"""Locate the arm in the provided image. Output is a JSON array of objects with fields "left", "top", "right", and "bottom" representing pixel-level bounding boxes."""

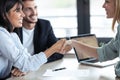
[
  {"left": 0, "top": 29, "right": 65, "bottom": 72},
  {"left": 11, "top": 38, "right": 66, "bottom": 77},
  {"left": 0, "top": 31, "right": 47, "bottom": 72},
  {"left": 66, "top": 39, "right": 98, "bottom": 59},
  {"left": 66, "top": 37, "right": 119, "bottom": 62}
]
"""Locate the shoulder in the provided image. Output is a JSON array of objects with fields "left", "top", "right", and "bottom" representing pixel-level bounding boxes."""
[
  {"left": 117, "top": 24, "right": 120, "bottom": 36},
  {"left": 36, "top": 19, "right": 52, "bottom": 30},
  {"left": 37, "top": 19, "right": 50, "bottom": 24},
  {"left": 0, "top": 27, "right": 11, "bottom": 38}
]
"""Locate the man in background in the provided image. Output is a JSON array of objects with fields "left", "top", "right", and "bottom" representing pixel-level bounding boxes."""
[
  {"left": 14, "top": 0, "right": 66, "bottom": 63},
  {"left": 12, "top": 0, "right": 71, "bottom": 77}
]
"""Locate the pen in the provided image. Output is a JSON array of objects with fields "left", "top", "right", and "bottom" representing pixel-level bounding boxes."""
[{"left": 52, "top": 67, "right": 66, "bottom": 71}]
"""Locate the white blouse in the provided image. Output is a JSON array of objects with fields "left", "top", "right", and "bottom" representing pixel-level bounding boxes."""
[{"left": 0, "top": 27, "right": 47, "bottom": 78}]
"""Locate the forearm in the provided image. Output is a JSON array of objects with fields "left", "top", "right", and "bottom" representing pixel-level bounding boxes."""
[
  {"left": 70, "top": 40, "right": 99, "bottom": 59},
  {"left": 44, "top": 48, "right": 56, "bottom": 58},
  {"left": 44, "top": 39, "right": 66, "bottom": 58}
]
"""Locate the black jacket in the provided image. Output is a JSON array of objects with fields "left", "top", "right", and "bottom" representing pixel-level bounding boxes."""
[{"left": 14, "top": 19, "right": 63, "bottom": 63}]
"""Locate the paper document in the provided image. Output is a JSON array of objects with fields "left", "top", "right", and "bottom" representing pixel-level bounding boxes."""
[{"left": 43, "top": 69, "right": 89, "bottom": 77}]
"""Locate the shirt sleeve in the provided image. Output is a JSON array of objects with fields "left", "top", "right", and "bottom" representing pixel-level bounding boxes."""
[
  {"left": 96, "top": 24, "right": 120, "bottom": 77},
  {"left": 97, "top": 38, "right": 119, "bottom": 62},
  {"left": 97, "top": 25, "right": 120, "bottom": 62},
  {"left": 0, "top": 30, "right": 47, "bottom": 72}
]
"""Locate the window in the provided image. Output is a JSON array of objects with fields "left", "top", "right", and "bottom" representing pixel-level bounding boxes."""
[
  {"left": 90, "top": 0, "right": 115, "bottom": 37},
  {"left": 36, "top": 0, "right": 77, "bottom": 38},
  {"left": 36, "top": 0, "right": 114, "bottom": 38}
]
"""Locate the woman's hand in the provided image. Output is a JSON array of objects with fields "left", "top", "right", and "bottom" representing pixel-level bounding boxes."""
[
  {"left": 61, "top": 39, "right": 73, "bottom": 54},
  {"left": 62, "top": 44, "right": 72, "bottom": 53},
  {"left": 44, "top": 39, "right": 66, "bottom": 58},
  {"left": 50, "top": 39, "right": 66, "bottom": 53},
  {"left": 11, "top": 68, "right": 27, "bottom": 77}
]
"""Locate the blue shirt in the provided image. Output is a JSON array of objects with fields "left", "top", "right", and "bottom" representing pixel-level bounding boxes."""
[
  {"left": 97, "top": 24, "right": 120, "bottom": 76},
  {"left": 0, "top": 27, "right": 47, "bottom": 78}
]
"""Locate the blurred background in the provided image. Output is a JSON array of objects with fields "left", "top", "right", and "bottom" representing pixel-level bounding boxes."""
[{"left": 36, "top": 0, "right": 115, "bottom": 42}]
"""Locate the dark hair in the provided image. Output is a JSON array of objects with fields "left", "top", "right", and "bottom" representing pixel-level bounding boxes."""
[{"left": 0, "top": 0, "right": 23, "bottom": 32}]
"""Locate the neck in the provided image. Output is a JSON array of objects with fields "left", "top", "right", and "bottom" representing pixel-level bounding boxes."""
[{"left": 23, "top": 21, "right": 36, "bottom": 30}]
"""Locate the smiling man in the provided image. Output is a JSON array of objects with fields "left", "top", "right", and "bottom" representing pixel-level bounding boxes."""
[{"left": 14, "top": 0, "right": 64, "bottom": 63}]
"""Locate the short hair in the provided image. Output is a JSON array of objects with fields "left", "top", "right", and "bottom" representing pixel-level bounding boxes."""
[{"left": 0, "top": 0, "right": 23, "bottom": 32}]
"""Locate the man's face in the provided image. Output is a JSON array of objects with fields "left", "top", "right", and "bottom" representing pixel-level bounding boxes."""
[{"left": 22, "top": 0, "right": 38, "bottom": 23}]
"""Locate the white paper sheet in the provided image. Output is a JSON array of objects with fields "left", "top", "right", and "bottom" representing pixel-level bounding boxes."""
[{"left": 43, "top": 69, "right": 89, "bottom": 77}]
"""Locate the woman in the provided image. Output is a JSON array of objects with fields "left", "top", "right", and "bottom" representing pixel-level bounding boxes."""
[
  {"left": 66, "top": 0, "right": 120, "bottom": 77},
  {"left": 0, "top": 0, "right": 65, "bottom": 79}
]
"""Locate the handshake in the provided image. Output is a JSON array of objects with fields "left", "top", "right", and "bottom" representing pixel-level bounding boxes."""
[
  {"left": 48, "top": 39, "right": 73, "bottom": 54},
  {"left": 11, "top": 39, "right": 73, "bottom": 77}
]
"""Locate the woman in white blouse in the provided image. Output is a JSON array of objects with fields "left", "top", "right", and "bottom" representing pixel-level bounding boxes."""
[{"left": 0, "top": 0, "right": 66, "bottom": 79}]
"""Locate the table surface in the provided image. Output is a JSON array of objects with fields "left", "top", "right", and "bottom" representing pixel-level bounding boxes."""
[{"left": 7, "top": 54, "right": 120, "bottom": 80}]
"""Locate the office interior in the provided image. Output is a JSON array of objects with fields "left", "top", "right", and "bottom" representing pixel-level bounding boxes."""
[
  {"left": 7, "top": 0, "right": 119, "bottom": 80},
  {"left": 37, "top": 0, "right": 114, "bottom": 46}
]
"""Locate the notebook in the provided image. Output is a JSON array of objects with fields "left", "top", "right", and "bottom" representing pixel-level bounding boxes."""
[{"left": 70, "top": 34, "right": 119, "bottom": 68}]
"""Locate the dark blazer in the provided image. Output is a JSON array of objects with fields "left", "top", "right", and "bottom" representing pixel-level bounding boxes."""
[{"left": 14, "top": 19, "right": 63, "bottom": 63}]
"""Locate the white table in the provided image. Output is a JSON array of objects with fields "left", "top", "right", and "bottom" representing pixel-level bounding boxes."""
[{"left": 7, "top": 54, "right": 118, "bottom": 80}]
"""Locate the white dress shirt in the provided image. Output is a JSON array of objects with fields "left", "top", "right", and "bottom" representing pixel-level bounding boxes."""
[{"left": 0, "top": 27, "right": 47, "bottom": 78}]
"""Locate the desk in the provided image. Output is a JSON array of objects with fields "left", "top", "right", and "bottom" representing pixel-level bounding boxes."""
[{"left": 7, "top": 54, "right": 119, "bottom": 80}]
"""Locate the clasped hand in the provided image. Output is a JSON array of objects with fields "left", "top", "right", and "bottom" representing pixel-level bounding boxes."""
[
  {"left": 11, "top": 39, "right": 72, "bottom": 77},
  {"left": 51, "top": 39, "right": 72, "bottom": 54}
]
